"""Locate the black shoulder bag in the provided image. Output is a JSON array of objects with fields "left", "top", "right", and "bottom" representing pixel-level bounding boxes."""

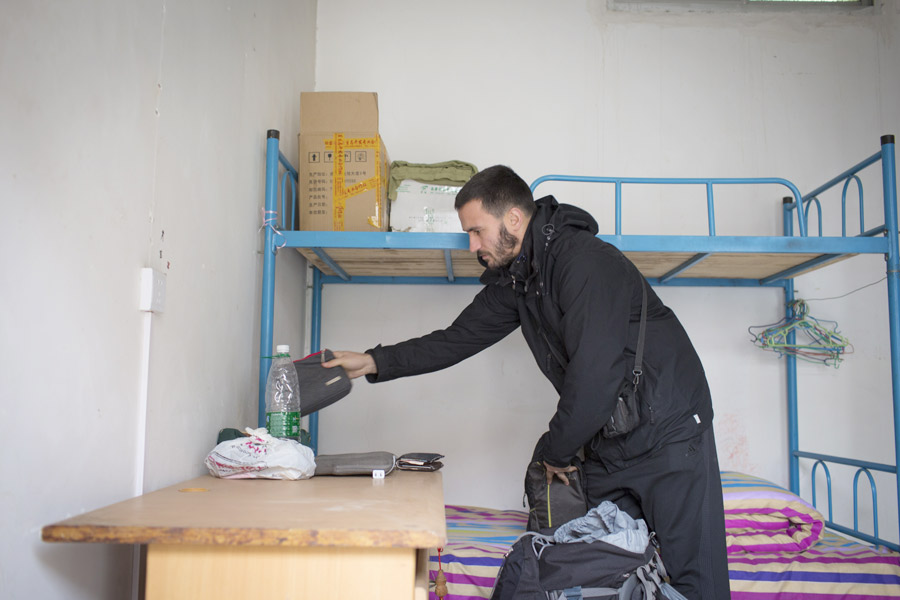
[{"left": 600, "top": 279, "right": 648, "bottom": 439}]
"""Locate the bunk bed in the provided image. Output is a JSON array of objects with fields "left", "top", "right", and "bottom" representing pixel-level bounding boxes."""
[{"left": 259, "top": 130, "right": 900, "bottom": 598}]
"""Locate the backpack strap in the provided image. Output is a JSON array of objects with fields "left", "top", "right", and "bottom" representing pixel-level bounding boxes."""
[
  {"left": 636, "top": 563, "right": 662, "bottom": 598},
  {"left": 617, "top": 573, "right": 640, "bottom": 599},
  {"left": 616, "top": 561, "right": 664, "bottom": 600},
  {"left": 522, "top": 531, "right": 556, "bottom": 560},
  {"left": 579, "top": 586, "right": 626, "bottom": 598}
]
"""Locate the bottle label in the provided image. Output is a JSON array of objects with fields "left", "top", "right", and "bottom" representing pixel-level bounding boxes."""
[{"left": 266, "top": 411, "right": 301, "bottom": 439}]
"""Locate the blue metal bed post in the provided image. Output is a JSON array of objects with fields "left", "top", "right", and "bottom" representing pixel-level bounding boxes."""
[
  {"left": 309, "top": 266, "right": 323, "bottom": 453},
  {"left": 258, "top": 130, "right": 281, "bottom": 427},
  {"left": 782, "top": 197, "right": 801, "bottom": 495},
  {"left": 878, "top": 134, "right": 900, "bottom": 544}
]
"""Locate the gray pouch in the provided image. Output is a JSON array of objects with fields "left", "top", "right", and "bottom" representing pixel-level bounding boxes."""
[
  {"left": 314, "top": 451, "right": 397, "bottom": 476},
  {"left": 294, "top": 349, "right": 352, "bottom": 416}
]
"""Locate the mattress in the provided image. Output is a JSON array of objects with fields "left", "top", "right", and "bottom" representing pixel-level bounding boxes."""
[
  {"left": 428, "top": 505, "right": 527, "bottom": 600},
  {"left": 428, "top": 472, "right": 900, "bottom": 599},
  {"left": 722, "top": 471, "right": 900, "bottom": 598}
]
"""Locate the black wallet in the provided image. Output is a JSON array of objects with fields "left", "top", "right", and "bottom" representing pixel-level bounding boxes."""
[
  {"left": 312, "top": 451, "right": 443, "bottom": 476},
  {"left": 293, "top": 349, "right": 352, "bottom": 416},
  {"left": 397, "top": 452, "right": 444, "bottom": 471}
]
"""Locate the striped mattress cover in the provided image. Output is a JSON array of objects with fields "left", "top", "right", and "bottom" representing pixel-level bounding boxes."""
[
  {"left": 428, "top": 505, "right": 527, "bottom": 600},
  {"left": 722, "top": 471, "right": 900, "bottom": 599},
  {"left": 428, "top": 472, "right": 900, "bottom": 599}
]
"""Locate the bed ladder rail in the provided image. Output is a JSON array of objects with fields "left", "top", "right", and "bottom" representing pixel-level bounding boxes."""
[{"left": 259, "top": 130, "right": 300, "bottom": 428}]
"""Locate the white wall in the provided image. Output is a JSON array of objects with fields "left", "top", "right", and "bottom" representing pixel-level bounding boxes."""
[
  {"left": 0, "top": 1, "right": 315, "bottom": 598},
  {"left": 2, "top": 4, "right": 898, "bottom": 597},
  {"left": 314, "top": 0, "right": 900, "bottom": 543}
]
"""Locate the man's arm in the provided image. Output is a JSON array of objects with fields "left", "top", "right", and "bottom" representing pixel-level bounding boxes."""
[{"left": 323, "top": 283, "right": 520, "bottom": 382}]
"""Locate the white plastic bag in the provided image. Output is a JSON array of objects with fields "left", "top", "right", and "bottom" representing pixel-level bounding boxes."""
[{"left": 204, "top": 427, "right": 316, "bottom": 480}]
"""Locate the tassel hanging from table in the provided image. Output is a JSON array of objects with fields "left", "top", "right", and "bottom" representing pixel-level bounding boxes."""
[
  {"left": 434, "top": 546, "right": 448, "bottom": 598},
  {"left": 748, "top": 299, "right": 852, "bottom": 367}
]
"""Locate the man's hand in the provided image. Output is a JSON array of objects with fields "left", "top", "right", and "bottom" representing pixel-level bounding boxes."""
[
  {"left": 323, "top": 350, "right": 377, "bottom": 379},
  {"left": 543, "top": 461, "right": 578, "bottom": 485}
]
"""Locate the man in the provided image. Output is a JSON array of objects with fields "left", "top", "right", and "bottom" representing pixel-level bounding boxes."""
[{"left": 325, "top": 165, "right": 730, "bottom": 599}]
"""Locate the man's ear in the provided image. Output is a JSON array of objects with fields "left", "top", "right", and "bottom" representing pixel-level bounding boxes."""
[{"left": 505, "top": 206, "right": 526, "bottom": 234}]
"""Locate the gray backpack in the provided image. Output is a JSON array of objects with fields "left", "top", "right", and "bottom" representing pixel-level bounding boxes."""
[{"left": 491, "top": 503, "right": 688, "bottom": 600}]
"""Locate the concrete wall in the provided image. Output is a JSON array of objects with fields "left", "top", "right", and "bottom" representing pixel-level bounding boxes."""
[
  {"left": 314, "top": 0, "right": 900, "bottom": 543},
  {"left": 0, "top": 1, "right": 314, "bottom": 597},
  {"left": 2, "top": 3, "right": 899, "bottom": 597}
]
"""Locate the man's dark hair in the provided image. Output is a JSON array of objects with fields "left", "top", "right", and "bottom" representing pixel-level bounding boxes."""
[{"left": 455, "top": 165, "right": 536, "bottom": 218}]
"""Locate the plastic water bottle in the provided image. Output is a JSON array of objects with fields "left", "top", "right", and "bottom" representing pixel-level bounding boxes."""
[{"left": 265, "top": 344, "right": 301, "bottom": 440}]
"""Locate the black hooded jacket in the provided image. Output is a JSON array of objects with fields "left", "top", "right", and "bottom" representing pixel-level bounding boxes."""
[{"left": 367, "top": 196, "right": 713, "bottom": 472}]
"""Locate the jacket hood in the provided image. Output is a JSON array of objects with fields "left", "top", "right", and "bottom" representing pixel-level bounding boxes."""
[
  {"left": 480, "top": 195, "right": 599, "bottom": 286},
  {"left": 533, "top": 195, "right": 599, "bottom": 239}
]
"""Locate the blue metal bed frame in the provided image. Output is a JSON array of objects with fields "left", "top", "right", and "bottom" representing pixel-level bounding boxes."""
[{"left": 259, "top": 129, "right": 899, "bottom": 550}]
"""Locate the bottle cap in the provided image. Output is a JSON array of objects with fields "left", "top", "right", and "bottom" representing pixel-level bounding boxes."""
[{"left": 275, "top": 344, "right": 290, "bottom": 354}]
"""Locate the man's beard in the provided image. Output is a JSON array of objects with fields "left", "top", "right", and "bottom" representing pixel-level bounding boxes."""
[{"left": 480, "top": 223, "right": 519, "bottom": 269}]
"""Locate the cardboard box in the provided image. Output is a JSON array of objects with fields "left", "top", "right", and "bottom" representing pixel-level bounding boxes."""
[
  {"left": 390, "top": 180, "right": 464, "bottom": 232},
  {"left": 298, "top": 92, "right": 390, "bottom": 231}
]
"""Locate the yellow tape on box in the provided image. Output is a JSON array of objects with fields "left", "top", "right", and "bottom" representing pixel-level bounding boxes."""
[{"left": 325, "top": 133, "right": 383, "bottom": 230}]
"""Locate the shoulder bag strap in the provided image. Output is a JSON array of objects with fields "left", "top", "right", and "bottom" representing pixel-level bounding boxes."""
[
  {"left": 633, "top": 279, "right": 648, "bottom": 386},
  {"left": 543, "top": 278, "right": 648, "bottom": 379}
]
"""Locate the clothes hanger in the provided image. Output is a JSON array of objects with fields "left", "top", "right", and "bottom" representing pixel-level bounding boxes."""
[{"left": 748, "top": 299, "right": 852, "bottom": 367}]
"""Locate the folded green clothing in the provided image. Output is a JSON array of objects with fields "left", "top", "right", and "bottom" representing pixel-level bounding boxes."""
[{"left": 388, "top": 160, "right": 479, "bottom": 202}]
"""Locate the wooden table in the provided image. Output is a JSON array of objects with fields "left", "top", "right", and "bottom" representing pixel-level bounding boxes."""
[{"left": 42, "top": 470, "right": 446, "bottom": 599}]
